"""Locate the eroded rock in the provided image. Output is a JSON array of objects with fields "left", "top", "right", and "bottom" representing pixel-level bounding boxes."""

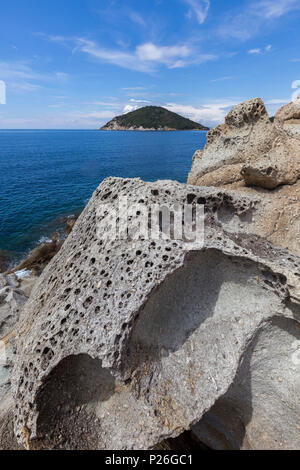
[
  {"left": 274, "top": 97, "right": 300, "bottom": 138},
  {"left": 188, "top": 98, "right": 300, "bottom": 190},
  {"left": 188, "top": 99, "right": 300, "bottom": 256},
  {"left": 10, "top": 178, "right": 300, "bottom": 450},
  {"left": 0, "top": 274, "right": 28, "bottom": 339}
]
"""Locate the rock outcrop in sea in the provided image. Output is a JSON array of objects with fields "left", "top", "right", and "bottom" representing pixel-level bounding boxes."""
[{"left": 0, "top": 98, "right": 299, "bottom": 450}]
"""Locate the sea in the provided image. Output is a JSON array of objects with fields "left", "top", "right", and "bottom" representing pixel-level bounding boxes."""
[{"left": 0, "top": 129, "right": 207, "bottom": 265}]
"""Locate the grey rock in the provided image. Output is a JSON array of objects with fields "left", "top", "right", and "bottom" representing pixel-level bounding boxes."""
[
  {"left": 10, "top": 178, "right": 300, "bottom": 450},
  {"left": 241, "top": 142, "right": 300, "bottom": 189},
  {"left": 0, "top": 277, "right": 28, "bottom": 339}
]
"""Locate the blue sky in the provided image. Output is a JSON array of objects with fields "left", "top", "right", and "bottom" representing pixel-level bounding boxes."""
[{"left": 0, "top": 0, "right": 300, "bottom": 128}]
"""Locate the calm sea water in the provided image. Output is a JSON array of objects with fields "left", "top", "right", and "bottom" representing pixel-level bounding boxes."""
[{"left": 0, "top": 130, "right": 207, "bottom": 262}]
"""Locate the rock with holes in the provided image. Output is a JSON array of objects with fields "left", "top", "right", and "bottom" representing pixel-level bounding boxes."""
[
  {"left": 0, "top": 274, "right": 30, "bottom": 449},
  {"left": 241, "top": 141, "right": 300, "bottom": 189},
  {"left": 10, "top": 178, "right": 300, "bottom": 450},
  {"left": 188, "top": 98, "right": 300, "bottom": 190},
  {"left": 188, "top": 99, "right": 300, "bottom": 257},
  {"left": 274, "top": 97, "right": 300, "bottom": 139}
]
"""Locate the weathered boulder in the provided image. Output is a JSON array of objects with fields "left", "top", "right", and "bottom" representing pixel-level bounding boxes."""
[
  {"left": 0, "top": 272, "right": 37, "bottom": 449},
  {"left": 192, "top": 315, "right": 300, "bottom": 450},
  {"left": 187, "top": 98, "right": 300, "bottom": 449},
  {"left": 241, "top": 142, "right": 300, "bottom": 189},
  {"left": 10, "top": 178, "right": 300, "bottom": 450},
  {"left": 188, "top": 99, "right": 300, "bottom": 256},
  {"left": 188, "top": 98, "right": 300, "bottom": 190},
  {"left": 188, "top": 98, "right": 278, "bottom": 187},
  {"left": 274, "top": 97, "right": 300, "bottom": 138}
]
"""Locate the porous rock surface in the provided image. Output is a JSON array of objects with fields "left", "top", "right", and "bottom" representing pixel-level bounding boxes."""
[
  {"left": 274, "top": 97, "right": 300, "bottom": 138},
  {"left": 188, "top": 98, "right": 300, "bottom": 190},
  {"left": 188, "top": 99, "right": 300, "bottom": 256},
  {"left": 10, "top": 178, "right": 300, "bottom": 450}
]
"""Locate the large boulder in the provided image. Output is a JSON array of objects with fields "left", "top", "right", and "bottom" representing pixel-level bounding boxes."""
[
  {"left": 10, "top": 178, "right": 300, "bottom": 450},
  {"left": 188, "top": 98, "right": 300, "bottom": 190},
  {"left": 0, "top": 273, "right": 36, "bottom": 449},
  {"left": 241, "top": 141, "right": 300, "bottom": 189},
  {"left": 188, "top": 98, "right": 277, "bottom": 187},
  {"left": 188, "top": 99, "right": 300, "bottom": 257},
  {"left": 187, "top": 98, "right": 300, "bottom": 449}
]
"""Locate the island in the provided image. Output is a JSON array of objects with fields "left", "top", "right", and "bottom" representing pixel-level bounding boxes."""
[{"left": 100, "top": 105, "right": 209, "bottom": 131}]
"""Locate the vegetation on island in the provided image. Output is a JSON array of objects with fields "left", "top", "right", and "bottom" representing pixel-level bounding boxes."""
[{"left": 101, "top": 106, "right": 209, "bottom": 130}]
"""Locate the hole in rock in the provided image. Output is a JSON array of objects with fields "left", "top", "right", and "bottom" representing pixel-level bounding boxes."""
[{"left": 36, "top": 354, "right": 115, "bottom": 449}]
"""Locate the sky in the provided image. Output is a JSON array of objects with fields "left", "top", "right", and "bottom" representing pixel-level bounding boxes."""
[{"left": 0, "top": 0, "right": 300, "bottom": 129}]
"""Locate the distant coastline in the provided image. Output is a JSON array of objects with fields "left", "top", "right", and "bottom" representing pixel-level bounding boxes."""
[{"left": 100, "top": 127, "right": 208, "bottom": 131}]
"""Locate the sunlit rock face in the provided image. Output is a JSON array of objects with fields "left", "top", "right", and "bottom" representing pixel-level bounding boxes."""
[{"left": 8, "top": 178, "right": 299, "bottom": 450}]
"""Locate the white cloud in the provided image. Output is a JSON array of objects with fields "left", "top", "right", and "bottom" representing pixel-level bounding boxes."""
[
  {"left": 123, "top": 104, "right": 139, "bottom": 114},
  {"left": 165, "top": 101, "right": 240, "bottom": 126},
  {"left": 122, "top": 98, "right": 152, "bottom": 114},
  {"left": 219, "top": 0, "right": 300, "bottom": 40},
  {"left": 265, "top": 98, "right": 289, "bottom": 104},
  {"left": 129, "top": 98, "right": 151, "bottom": 104},
  {"left": 251, "top": 0, "right": 300, "bottom": 19},
  {"left": 136, "top": 43, "right": 190, "bottom": 64},
  {"left": 129, "top": 11, "right": 146, "bottom": 26},
  {"left": 248, "top": 44, "right": 272, "bottom": 54},
  {"left": 122, "top": 87, "right": 147, "bottom": 91},
  {"left": 248, "top": 48, "right": 262, "bottom": 54},
  {"left": 184, "top": 0, "right": 210, "bottom": 24},
  {"left": 211, "top": 76, "right": 234, "bottom": 82},
  {"left": 77, "top": 39, "right": 152, "bottom": 73},
  {"left": 75, "top": 38, "right": 215, "bottom": 72},
  {"left": 0, "top": 61, "right": 68, "bottom": 93}
]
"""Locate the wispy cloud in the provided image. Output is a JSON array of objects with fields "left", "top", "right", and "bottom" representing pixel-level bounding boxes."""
[
  {"left": 248, "top": 44, "right": 272, "bottom": 54},
  {"left": 129, "top": 11, "right": 146, "bottom": 27},
  {"left": 211, "top": 76, "right": 234, "bottom": 82},
  {"left": 0, "top": 61, "right": 68, "bottom": 93},
  {"left": 71, "top": 38, "right": 216, "bottom": 73},
  {"left": 265, "top": 98, "right": 289, "bottom": 104},
  {"left": 251, "top": 0, "right": 300, "bottom": 19},
  {"left": 165, "top": 101, "right": 240, "bottom": 126},
  {"left": 122, "top": 98, "right": 152, "bottom": 114},
  {"left": 122, "top": 87, "right": 148, "bottom": 91},
  {"left": 248, "top": 48, "right": 262, "bottom": 54},
  {"left": 219, "top": 0, "right": 300, "bottom": 40},
  {"left": 184, "top": 0, "right": 210, "bottom": 24}
]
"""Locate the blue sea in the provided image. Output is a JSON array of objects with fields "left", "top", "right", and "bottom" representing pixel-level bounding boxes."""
[{"left": 0, "top": 130, "right": 207, "bottom": 264}]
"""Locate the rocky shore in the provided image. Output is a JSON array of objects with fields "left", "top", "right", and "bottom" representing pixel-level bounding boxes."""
[{"left": 0, "top": 98, "right": 299, "bottom": 450}]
